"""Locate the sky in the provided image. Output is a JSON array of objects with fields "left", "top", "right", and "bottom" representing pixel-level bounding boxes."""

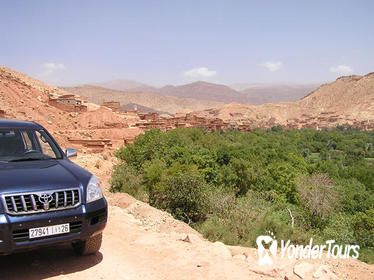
[{"left": 1, "top": 0, "right": 373, "bottom": 86}]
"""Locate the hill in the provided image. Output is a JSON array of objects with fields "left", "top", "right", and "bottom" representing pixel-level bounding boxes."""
[
  {"left": 235, "top": 83, "right": 319, "bottom": 105},
  {"left": 299, "top": 74, "right": 374, "bottom": 112},
  {"left": 195, "top": 73, "right": 374, "bottom": 130},
  {"left": 156, "top": 81, "right": 250, "bottom": 103},
  {"left": 92, "top": 78, "right": 321, "bottom": 105},
  {"left": 93, "top": 78, "right": 157, "bottom": 92},
  {"left": 0, "top": 66, "right": 142, "bottom": 149},
  {"left": 61, "top": 85, "right": 225, "bottom": 114}
]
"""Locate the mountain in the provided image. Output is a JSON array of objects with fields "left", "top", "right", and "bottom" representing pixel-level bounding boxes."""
[
  {"left": 93, "top": 79, "right": 157, "bottom": 92},
  {"left": 94, "top": 78, "right": 321, "bottom": 105},
  {"left": 61, "top": 85, "right": 225, "bottom": 114},
  {"left": 2, "top": 65, "right": 374, "bottom": 136},
  {"left": 195, "top": 73, "right": 374, "bottom": 130},
  {"left": 299, "top": 74, "right": 374, "bottom": 109},
  {"left": 156, "top": 81, "right": 249, "bottom": 103},
  {"left": 235, "top": 83, "right": 320, "bottom": 105}
]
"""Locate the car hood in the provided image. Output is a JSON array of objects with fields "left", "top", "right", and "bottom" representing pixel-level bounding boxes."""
[{"left": 0, "top": 160, "right": 91, "bottom": 194}]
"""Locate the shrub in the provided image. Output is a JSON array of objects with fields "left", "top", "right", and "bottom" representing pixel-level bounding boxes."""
[
  {"left": 110, "top": 164, "right": 146, "bottom": 200},
  {"left": 162, "top": 168, "right": 209, "bottom": 223},
  {"left": 352, "top": 209, "right": 374, "bottom": 247},
  {"left": 322, "top": 213, "right": 355, "bottom": 244}
]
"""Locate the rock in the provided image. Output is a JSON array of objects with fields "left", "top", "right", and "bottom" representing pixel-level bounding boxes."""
[
  {"left": 179, "top": 233, "right": 203, "bottom": 244},
  {"left": 293, "top": 262, "right": 314, "bottom": 279},
  {"left": 313, "top": 265, "right": 339, "bottom": 280},
  {"left": 179, "top": 233, "right": 189, "bottom": 242},
  {"left": 284, "top": 273, "right": 302, "bottom": 280},
  {"left": 233, "top": 254, "right": 246, "bottom": 261},
  {"left": 249, "top": 269, "right": 279, "bottom": 278},
  {"left": 211, "top": 241, "right": 232, "bottom": 259}
]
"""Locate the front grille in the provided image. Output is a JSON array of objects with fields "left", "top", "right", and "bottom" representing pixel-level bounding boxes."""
[
  {"left": 2, "top": 188, "right": 81, "bottom": 215},
  {"left": 12, "top": 221, "right": 83, "bottom": 242}
]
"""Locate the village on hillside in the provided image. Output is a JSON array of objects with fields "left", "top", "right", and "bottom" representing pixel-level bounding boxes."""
[{"left": 1, "top": 67, "right": 374, "bottom": 155}]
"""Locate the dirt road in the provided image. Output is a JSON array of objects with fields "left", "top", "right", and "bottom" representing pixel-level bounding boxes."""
[{"left": 0, "top": 204, "right": 261, "bottom": 280}]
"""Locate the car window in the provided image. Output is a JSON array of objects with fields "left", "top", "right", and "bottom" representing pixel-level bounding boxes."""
[
  {"left": 0, "top": 128, "right": 62, "bottom": 161},
  {"left": 21, "top": 130, "right": 33, "bottom": 150},
  {"left": 35, "top": 130, "right": 56, "bottom": 158}
]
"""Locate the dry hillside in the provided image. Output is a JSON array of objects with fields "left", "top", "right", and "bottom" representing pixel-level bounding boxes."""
[
  {"left": 0, "top": 66, "right": 143, "bottom": 150},
  {"left": 195, "top": 73, "right": 374, "bottom": 130}
]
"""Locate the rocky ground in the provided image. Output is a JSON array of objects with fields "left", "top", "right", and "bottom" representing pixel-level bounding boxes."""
[{"left": 0, "top": 154, "right": 372, "bottom": 280}]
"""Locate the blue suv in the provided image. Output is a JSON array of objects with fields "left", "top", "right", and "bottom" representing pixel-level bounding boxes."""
[{"left": 0, "top": 119, "right": 107, "bottom": 255}]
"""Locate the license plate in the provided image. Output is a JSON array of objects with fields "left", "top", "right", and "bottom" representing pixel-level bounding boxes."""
[{"left": 29, "top": 223, "right": 70, "bottom": 239}]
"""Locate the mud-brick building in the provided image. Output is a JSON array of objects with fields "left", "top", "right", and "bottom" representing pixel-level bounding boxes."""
[
  {"left": 102, "top": 101, "right": 120, "bottom": 112},
  {"left": 138, "top": 112, "right": 159, "bottom": 122},
  {"left": 48, "top": 94, "right": 87, "bottom": 112}
]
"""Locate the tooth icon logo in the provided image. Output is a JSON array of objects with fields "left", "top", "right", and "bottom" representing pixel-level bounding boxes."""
[{"left": 256, "top": 234, "right": 277, "bottom": 265}]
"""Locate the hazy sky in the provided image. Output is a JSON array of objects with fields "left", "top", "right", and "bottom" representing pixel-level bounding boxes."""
[{"left": 1, "top": 0, "right": 373, "bottom": 86}]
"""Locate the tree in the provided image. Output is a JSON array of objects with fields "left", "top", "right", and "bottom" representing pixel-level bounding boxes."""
[{"left": 296, "top": 173, "right": 341, "bottom": 221}]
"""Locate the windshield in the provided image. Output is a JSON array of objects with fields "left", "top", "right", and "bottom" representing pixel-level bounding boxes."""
[{"left": 0, "top": 128, "right": 63, "bottom": 162}]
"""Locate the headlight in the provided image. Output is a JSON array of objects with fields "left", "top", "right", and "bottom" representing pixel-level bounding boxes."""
[{"left": 86, "top": 175, "right": 103, "bottom": 203}]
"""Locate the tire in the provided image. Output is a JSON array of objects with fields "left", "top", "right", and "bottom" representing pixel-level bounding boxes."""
[{"left": 72, "top": 233, "right": 102, "bottom": 255}]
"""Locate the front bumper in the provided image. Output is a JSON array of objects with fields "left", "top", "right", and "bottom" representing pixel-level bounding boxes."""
[{"left": 0, "top": 198, "right": 107, "bottom": 254}]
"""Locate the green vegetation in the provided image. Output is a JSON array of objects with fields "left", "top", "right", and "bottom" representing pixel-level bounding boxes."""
[{"left": 110, "top": 127, "right": 374, "bottom": 263}]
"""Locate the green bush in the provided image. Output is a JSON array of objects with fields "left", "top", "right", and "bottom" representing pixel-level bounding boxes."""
[
  {"left": 352, "top": 209, "right": 374, "bottom": 247},
  {"left": 322, "top": 213, "right": 355, "bottom": 244},
  {"left": 110, "top": 164, "right": 145, "bottom": 200},
  {"left": 162, "top": 168, "right": 209, "bottom": 223}
]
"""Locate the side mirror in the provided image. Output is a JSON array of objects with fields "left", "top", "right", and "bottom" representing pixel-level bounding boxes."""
[{"left": 65, "top": 148, "right": 77, "bottom": 158}]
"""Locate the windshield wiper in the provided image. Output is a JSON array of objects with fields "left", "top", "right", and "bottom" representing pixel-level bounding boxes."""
[{"left": 8, "top": 157, "right": 46, "bottom": 162}]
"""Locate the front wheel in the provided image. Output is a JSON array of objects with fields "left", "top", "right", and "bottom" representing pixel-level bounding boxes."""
[{"left": 72, "top": 233, "right": 102, "bottom": 255}]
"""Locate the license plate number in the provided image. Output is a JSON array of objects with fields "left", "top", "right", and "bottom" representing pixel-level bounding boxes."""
[{"left": 29, "top": 223, "right": 70, "bottom": 239}]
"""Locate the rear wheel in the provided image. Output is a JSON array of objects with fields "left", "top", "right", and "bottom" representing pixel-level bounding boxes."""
[{"left": 72, "top": 233, "right": 102, "bottom": 255}]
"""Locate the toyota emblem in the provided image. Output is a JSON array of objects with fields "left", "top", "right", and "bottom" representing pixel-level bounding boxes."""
[{"left": 38, "top": 193, "right": 53, "bottom": 210}]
